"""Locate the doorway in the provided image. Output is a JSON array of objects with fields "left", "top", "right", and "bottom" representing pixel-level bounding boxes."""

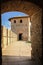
[{"left": 19, "top": 33, "right": 22, "bottom": 40}]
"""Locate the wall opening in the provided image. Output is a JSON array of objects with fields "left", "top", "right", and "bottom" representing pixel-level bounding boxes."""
[
  {"left": 19, "top": 33, "right": 22, "bottom": 40},
  {"left": 1, "top": 11, "right": 32, "bottom": 63}
]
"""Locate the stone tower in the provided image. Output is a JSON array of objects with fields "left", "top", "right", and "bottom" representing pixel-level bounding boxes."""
[{"left": 9, "top": 16, "right": 31, "bottom": 41}]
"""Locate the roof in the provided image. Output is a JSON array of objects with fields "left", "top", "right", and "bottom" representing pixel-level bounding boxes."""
[{"left": 8, "top": 16, "right": 29, "bottom": 21}]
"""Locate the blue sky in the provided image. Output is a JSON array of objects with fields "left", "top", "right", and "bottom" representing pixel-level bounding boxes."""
[{"left": 1, "top": 11, "right": 28, "bottom": 29}]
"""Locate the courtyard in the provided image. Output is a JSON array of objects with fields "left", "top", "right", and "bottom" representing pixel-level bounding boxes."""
[
  {"left": 2, "top": 41, "right": 31, "bottom": 57},
  {"left": 2, "top": 41, "right": 41, "bottom": 65}
]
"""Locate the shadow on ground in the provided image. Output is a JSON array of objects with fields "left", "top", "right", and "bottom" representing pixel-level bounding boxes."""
[{"left": 2, "top": 55, "right": 41, "bottom": 65}]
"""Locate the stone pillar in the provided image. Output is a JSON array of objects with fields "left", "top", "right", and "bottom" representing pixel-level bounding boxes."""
[
  {"left": 28, "top": 18, "right": 31, "bottom": 41},
  {"left": 31, "top": 10, "right": 42, "bottom": 61},
  {"left": 7, "top": 29, "right": 11, "bottom": 45}
]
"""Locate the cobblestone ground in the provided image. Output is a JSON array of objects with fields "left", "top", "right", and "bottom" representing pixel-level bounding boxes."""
[{"left": 2, "top": 41, "right": 41, "bottom": 65}]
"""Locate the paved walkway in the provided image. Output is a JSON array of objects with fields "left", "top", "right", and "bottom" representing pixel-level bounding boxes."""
[
  {"left": 2, "top": 41, "right": 41, "bottom": 65},
  {"left": 2, "top": 41, "right": 31, "bottom": 56}
]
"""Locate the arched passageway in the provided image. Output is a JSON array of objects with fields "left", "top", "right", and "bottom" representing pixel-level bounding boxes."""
[{"left": 1, "top": 0, "right": 42, "bottom": 65}]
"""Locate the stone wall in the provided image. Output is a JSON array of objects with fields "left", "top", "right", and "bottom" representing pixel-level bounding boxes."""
[
  {"left": 1, "top": 26, "right": 8, "bottom": 48},
  {"left": 31, "top": 10, "right": 42, "bottom": 61},
  {"left": 1, "top": 26, "right": 17, "bottom": 49},
  {"left": 11, "top": 17, "right": 29, "bottom": 41}
]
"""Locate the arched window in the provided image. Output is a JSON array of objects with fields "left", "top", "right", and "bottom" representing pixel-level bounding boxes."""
[
  {"left": 20, "top": 20, "right": 22, "bottom": 23},
  {"left": 14, "top": 20, "right": 16, "bottom": 23}
]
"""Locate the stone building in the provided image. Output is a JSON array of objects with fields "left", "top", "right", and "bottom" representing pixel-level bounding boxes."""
[{"left": 9, "top": 16, "right": 31, "bottom": 41}]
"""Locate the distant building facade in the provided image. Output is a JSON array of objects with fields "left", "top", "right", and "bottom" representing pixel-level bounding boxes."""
[{"left": 9, "top": 16, "right": 31, "bottom": 41}]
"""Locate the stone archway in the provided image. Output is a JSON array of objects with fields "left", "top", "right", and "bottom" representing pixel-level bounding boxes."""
[{"left": 1, "top": 0, "right": 42, "bottom": 61}]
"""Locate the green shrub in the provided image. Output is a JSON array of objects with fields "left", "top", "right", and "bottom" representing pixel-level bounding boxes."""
[{"left": 26, "top": 41, "right": 31, "bottom": 43}]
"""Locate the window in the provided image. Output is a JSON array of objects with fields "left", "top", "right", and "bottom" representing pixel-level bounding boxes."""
[
  {"left": 20, "top": 20, "right": 22, "bottom": 23},
  {"left": 14, "top": 20, "right": 16, "bottom": 23}
]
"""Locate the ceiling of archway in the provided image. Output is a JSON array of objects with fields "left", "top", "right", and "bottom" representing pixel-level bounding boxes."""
[
  {"left": 1, "top": 0, "right": 42, "bottom": 16},
  {"left": 1, "top": 0, "right": 43, "bottom": 8}
]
